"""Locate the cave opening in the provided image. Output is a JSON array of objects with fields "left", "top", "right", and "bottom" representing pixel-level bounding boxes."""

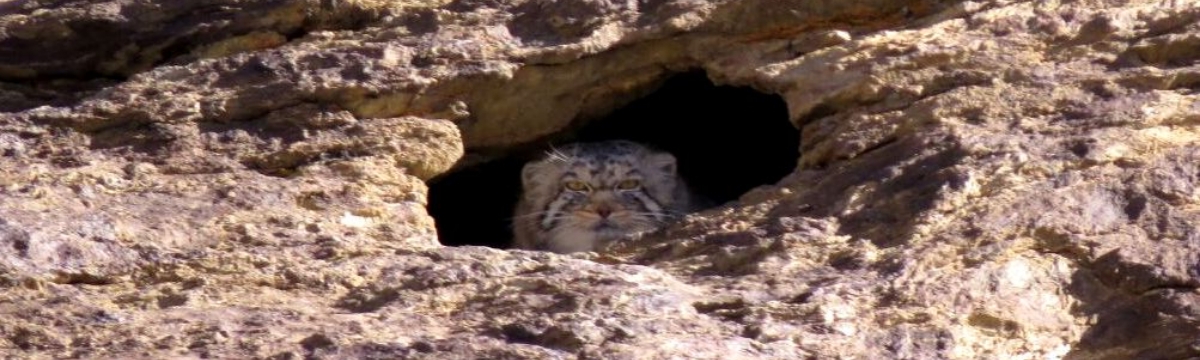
[{"left": 426, "top": 71, "right": 799, "bottom": 249}]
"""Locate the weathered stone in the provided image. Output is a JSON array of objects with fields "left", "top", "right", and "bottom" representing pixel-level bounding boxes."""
[{"left": 2, "top": 0, "right": 1198, "bottom": 358}]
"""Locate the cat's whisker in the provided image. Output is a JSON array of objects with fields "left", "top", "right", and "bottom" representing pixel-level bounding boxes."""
[
  {"left": 508, "top": 211, "right": 553, "bottom": 220},
  {"left": 545, "top": 145, "right": 572, "bottom": 163}
]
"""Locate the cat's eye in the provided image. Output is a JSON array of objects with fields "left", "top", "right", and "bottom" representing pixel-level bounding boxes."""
[
  {"left": 564, "top": 180, "right": 590, "bottom": 192},
  {"left": 616, "top": 179, "right": 641, "bottom": 190}
]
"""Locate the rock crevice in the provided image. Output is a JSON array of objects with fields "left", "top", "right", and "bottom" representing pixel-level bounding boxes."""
[{"left": 1, "top": 0, "right": 1198, "bottom": 358}]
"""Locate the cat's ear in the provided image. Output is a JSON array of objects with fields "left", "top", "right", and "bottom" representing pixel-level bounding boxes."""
[
  {"left": 646, "top": 152, "right": 677, "bottom": 176},
  {"left": 521, "top": 162, "right": 544, "bottom": 188}
]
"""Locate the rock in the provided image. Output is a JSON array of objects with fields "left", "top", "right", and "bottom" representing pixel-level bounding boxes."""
[{"left": 1, "top": 0, "right": 1199, "bottom": 358}]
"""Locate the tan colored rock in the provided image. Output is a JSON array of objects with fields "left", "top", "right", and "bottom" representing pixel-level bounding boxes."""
[{"left": 2, "top": 0, "right": 1199, "bottom": 358}]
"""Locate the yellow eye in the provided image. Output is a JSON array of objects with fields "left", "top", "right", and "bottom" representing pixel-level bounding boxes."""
[
  {"left": 616, "top": 179, "right": 640, "bottom": 190},
  {"left": 564, "top": 180, "right": 590, "bottom": 192}
]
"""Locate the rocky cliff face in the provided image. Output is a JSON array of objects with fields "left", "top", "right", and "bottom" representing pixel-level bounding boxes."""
[{"left": 2, "top": 0, "right": 1198, "bottom": 358}]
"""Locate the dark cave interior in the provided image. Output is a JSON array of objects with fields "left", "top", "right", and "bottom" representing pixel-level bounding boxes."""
[{"left": 427, "top": 71, "right": 800, "bottom": 249}]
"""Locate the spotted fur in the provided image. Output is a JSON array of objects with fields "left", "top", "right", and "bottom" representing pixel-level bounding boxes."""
[{"left": 511, "top": 140, "right": 694, "bottom": 253}]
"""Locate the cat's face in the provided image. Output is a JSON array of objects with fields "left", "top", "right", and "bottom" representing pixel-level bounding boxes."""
[{"left": 521, "top": 141, "right": 680, "bottom": 251}]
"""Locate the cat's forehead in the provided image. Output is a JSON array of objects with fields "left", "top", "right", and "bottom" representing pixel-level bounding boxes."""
[
  {"left": 571, "top": 157, "right": 638, "bottom": 174},
  {"left": 543, "top": 143, "right": 642, "bottom": 166},
  {"left": 559, "top": 153, "right": 638, "bottom": 176},
  {"left": 531, "top": 140, "right": 661, "bottom": 181}
]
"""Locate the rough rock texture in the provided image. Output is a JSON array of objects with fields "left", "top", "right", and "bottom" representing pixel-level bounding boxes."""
[{"left": 2, "top": 0, "right": 1199, "bottom": 358}]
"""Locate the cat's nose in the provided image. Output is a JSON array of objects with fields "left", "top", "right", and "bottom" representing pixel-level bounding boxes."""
[{"left": 595, "top": 204, "right": 613, "bottom": 218}]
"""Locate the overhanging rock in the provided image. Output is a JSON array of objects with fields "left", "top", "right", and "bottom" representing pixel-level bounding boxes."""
[{"left": 1, "top": 0, "right": 1198, "bottom": 358}]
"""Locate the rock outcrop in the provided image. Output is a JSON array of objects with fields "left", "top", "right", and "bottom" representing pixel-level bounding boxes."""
[{"left": 1, "top": 0, "right": 1198, "bottom": 358}]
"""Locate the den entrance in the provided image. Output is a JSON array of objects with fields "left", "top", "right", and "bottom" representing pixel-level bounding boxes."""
[{"left": 427, "top": 71, "right": 799, "bottom": 249}]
